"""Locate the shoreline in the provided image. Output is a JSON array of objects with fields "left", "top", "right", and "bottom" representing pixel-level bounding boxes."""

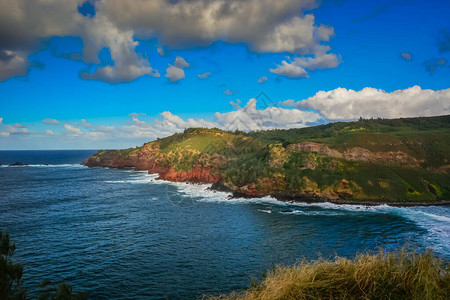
[
  {"left": 86, "top": 166, "right": 450, "bottom": 207},
  {"left": 208, "top": 182, "right": 450, "bottom": 207}
]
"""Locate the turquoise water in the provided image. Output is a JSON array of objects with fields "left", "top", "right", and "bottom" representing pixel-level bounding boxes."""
[{"left": 0, "top": 150, "right": 449, "bottom": 299}]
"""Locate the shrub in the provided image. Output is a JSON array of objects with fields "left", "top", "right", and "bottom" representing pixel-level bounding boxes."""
[{"left": 209, "top": 249, "right": 449, "bottom": 300}]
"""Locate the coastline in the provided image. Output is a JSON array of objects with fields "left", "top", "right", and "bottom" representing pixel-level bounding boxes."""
[
  {"left": 85, "top": 165, "right": 450, "bottom": 207},
  {"left": 208, "top": 182, "right": 450, "bottom": 207}
]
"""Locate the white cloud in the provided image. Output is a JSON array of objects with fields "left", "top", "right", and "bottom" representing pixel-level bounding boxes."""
[
  {"left": 165, "top": 65, "right": 185, "bottom": 82},
  {"left": 0, "top": 124, "right": 32, "bottom": 137},
  {"left": 42, "top": 118, "right": 60, "bottom": 125},
  {"left": 97, "top": 0, "right": 328, "bottom": 53},
  {"left": 78, "top": 15, "right": 160, "bottom": 83},
  {"left": 165, "top": 56, "right": 189, "bottom": 82},
  {"left": 197, "top": 72, "right": 211, "bottom": 79},
  {"left": 173, "top": 56, "right": 190, "bottom": 68},
  {"left": 76, "top": 98, "right": 322, "bottom": 141},
  {"left": 270, "top": 60, "right": 309, "bottom": 78},
  {"left": 282, "top": 99, "right": 296, "bottom": 106},
  {"left": 5, "top": 86, "right": 450, "bottom": 147},
  {"left": 215, "top": 98, "right": 322, "bottom": 131},
  {"left": 257, "top": 76, "right": 268, "bottom": 83},
  {"left": 0, "top": 0, "right": 338, "bottom": 82},
  {"left": 157, "top": 47, "right": 165, "bottom": 56},
  {"left": 270, "top": 50, "right": 340, "bottom": 78},
  {"left": 289, "top": 86, "right": 450, "bottom": 120},
  {"left": 81, "top": 119, "right": 93, "bottom": 128},
  {"left": 224, "top": 89, "right": 238, "bottom": 96},
  {"left": 64, "top": 124, "right": 82, "bottom": 135}
]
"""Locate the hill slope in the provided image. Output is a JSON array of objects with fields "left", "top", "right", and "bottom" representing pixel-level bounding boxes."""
[{"left": 83, "top": 115, "right": 450, "bottom": 205}]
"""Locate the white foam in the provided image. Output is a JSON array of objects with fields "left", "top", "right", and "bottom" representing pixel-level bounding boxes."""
[
  {"left": 110, "top": 169, "right": 450, "bottom": 256},
  {"left": 104, "top": 180, "right": 129, "bottom": 183}
]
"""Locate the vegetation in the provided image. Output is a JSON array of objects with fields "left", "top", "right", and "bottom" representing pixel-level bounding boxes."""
[
  {"left": 209, "top": 249, "right": 450, "bottom": 300},
  {"left": 38, "top": 280, "right": 88, "bottom": 300},
  {"left": 0, "top": 232, "right": 26, "bottom": 300},
  {"left": 85, "top": 115, "right": 450, "bottom": 203},
  {"left": 0, "top": 231, "right": 88, "bottom": 300}
]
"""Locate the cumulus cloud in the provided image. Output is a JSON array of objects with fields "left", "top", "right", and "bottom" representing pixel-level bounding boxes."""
[
  {"left": 0, "top": 50, "right": 29, "bottom": 81},
  {"left": 270, "top": 60, "right": 309, "bottom": 78},
  {"left": 165, "top": 65, "right": 185, "bottom": 82},
  {"left": 215, "top": 98, "right": 323, "bottom": 131},
  {"left": 97, "top": 0, "right": 328, "bottom": 52},
  {"left": 165, "top": 56, "right": 189, "bottom": 82},
  {"left": 64, "top": 124, "right": 82, "bottom": 135},
  {"left": 257, "top": 76, "right": 268, "bottom": 83},
  {"left": 0, "top": 0, "right": 338, "bottom": 82},
  {"left": 79, "top": 98, "right": 323, "bottom": 140},
  {"left": 173, "top": 56, "right": 190, "bottom": 68},
  {"left": 197, "top": 72, "right": 211, "bottom": 79},
  {"left": 0, "top": 123, "right": 32, "bottom": 137},
  {"left": 4, "top": 86, "right": 450, "bottom": 146},
  {"left": 80, "top": 119, "right": 93, "bottom": 128},
  {"left": 270, "top": 50, "right": 340, "bottom": 78},
  {"left": 85, "top": 111, "right": 217, "bottom": 141},
  {"left": 0, "top": 0, "right": 84, "bottom": 81},
  {"left": 287, "top": 86, "right": 450, "bottom": 120},
  {"left": 42, "top": 118, "right": 60, "bottom": 125}
]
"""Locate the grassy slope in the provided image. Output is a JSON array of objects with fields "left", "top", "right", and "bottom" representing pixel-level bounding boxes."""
[
  {"left": 230, "top": 115, "right": 450, "bottom": 202},
  {"left": 246, "top": 115, "right": 450, "bottom": 169},
  {"left": 88, "top": 116, "right": 450, "bottom": 203},
  {"left": 208, "top": 249, "right": 450, "bottom": 300}
]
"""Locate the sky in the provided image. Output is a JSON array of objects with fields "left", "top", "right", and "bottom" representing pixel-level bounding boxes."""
[{"left": 0, "top": 0, "right": 449, "bottom": 150}]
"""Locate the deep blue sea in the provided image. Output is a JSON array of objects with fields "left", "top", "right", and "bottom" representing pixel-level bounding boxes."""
[{"left": 0, "top": 150, "right": 449, "bottom": 299}]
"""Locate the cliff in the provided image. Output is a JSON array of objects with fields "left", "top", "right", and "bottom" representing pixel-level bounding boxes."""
[{"left": 83, "top": 116, "right": 450, "bottom": 205}]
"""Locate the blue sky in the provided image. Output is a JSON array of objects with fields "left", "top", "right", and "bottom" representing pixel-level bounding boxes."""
[{"left": 0, "top": 0, "right": 449, "bottom": 149}]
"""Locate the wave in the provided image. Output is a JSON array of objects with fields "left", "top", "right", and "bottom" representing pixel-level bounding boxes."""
[{"left": 107, "top": 169, "right": 450, "bottom": 256}]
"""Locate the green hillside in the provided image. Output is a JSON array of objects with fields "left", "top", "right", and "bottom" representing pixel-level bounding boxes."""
[{"left": 83, "top": 115, "right": 450, "bottom": 204}]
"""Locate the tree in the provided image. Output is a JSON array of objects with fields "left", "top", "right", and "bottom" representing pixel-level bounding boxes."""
[
  {"left": 0, "top": 231, "right": 26, "bottom": 300},
  {"left": 38, "top": 280, "right": 89, "bottom": 300}
]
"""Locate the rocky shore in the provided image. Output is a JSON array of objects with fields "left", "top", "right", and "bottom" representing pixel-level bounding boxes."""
[{"left": 82, "top": 117, "right": 450, "bottom": 206}]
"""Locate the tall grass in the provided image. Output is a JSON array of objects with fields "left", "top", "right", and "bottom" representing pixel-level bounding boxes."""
[{"left": 208, "top": 249, "right": 449, "bottom": 300}]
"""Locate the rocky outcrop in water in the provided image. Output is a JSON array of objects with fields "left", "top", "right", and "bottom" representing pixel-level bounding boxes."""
[{"left": 9, "top": 162, "right": 28, "bottom": 166}]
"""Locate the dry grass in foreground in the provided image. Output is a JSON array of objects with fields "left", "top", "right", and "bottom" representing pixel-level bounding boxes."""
[{"left": 208, "top": 249, "right": 449, "bottom": 300}]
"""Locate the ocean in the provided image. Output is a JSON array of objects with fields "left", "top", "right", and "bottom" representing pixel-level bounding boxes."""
[{"left": 0, "top": 150, "right": 449, "bottom": 299}]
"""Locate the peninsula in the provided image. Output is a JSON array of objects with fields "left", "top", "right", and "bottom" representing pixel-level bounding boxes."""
[{"left": 83, "top": 115, "right": 450, "bottom": 205}]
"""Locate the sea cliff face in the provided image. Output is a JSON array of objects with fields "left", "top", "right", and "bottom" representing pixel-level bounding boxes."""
[{"left": 83, "top": 116, "right": 450, "bottom": 204}]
